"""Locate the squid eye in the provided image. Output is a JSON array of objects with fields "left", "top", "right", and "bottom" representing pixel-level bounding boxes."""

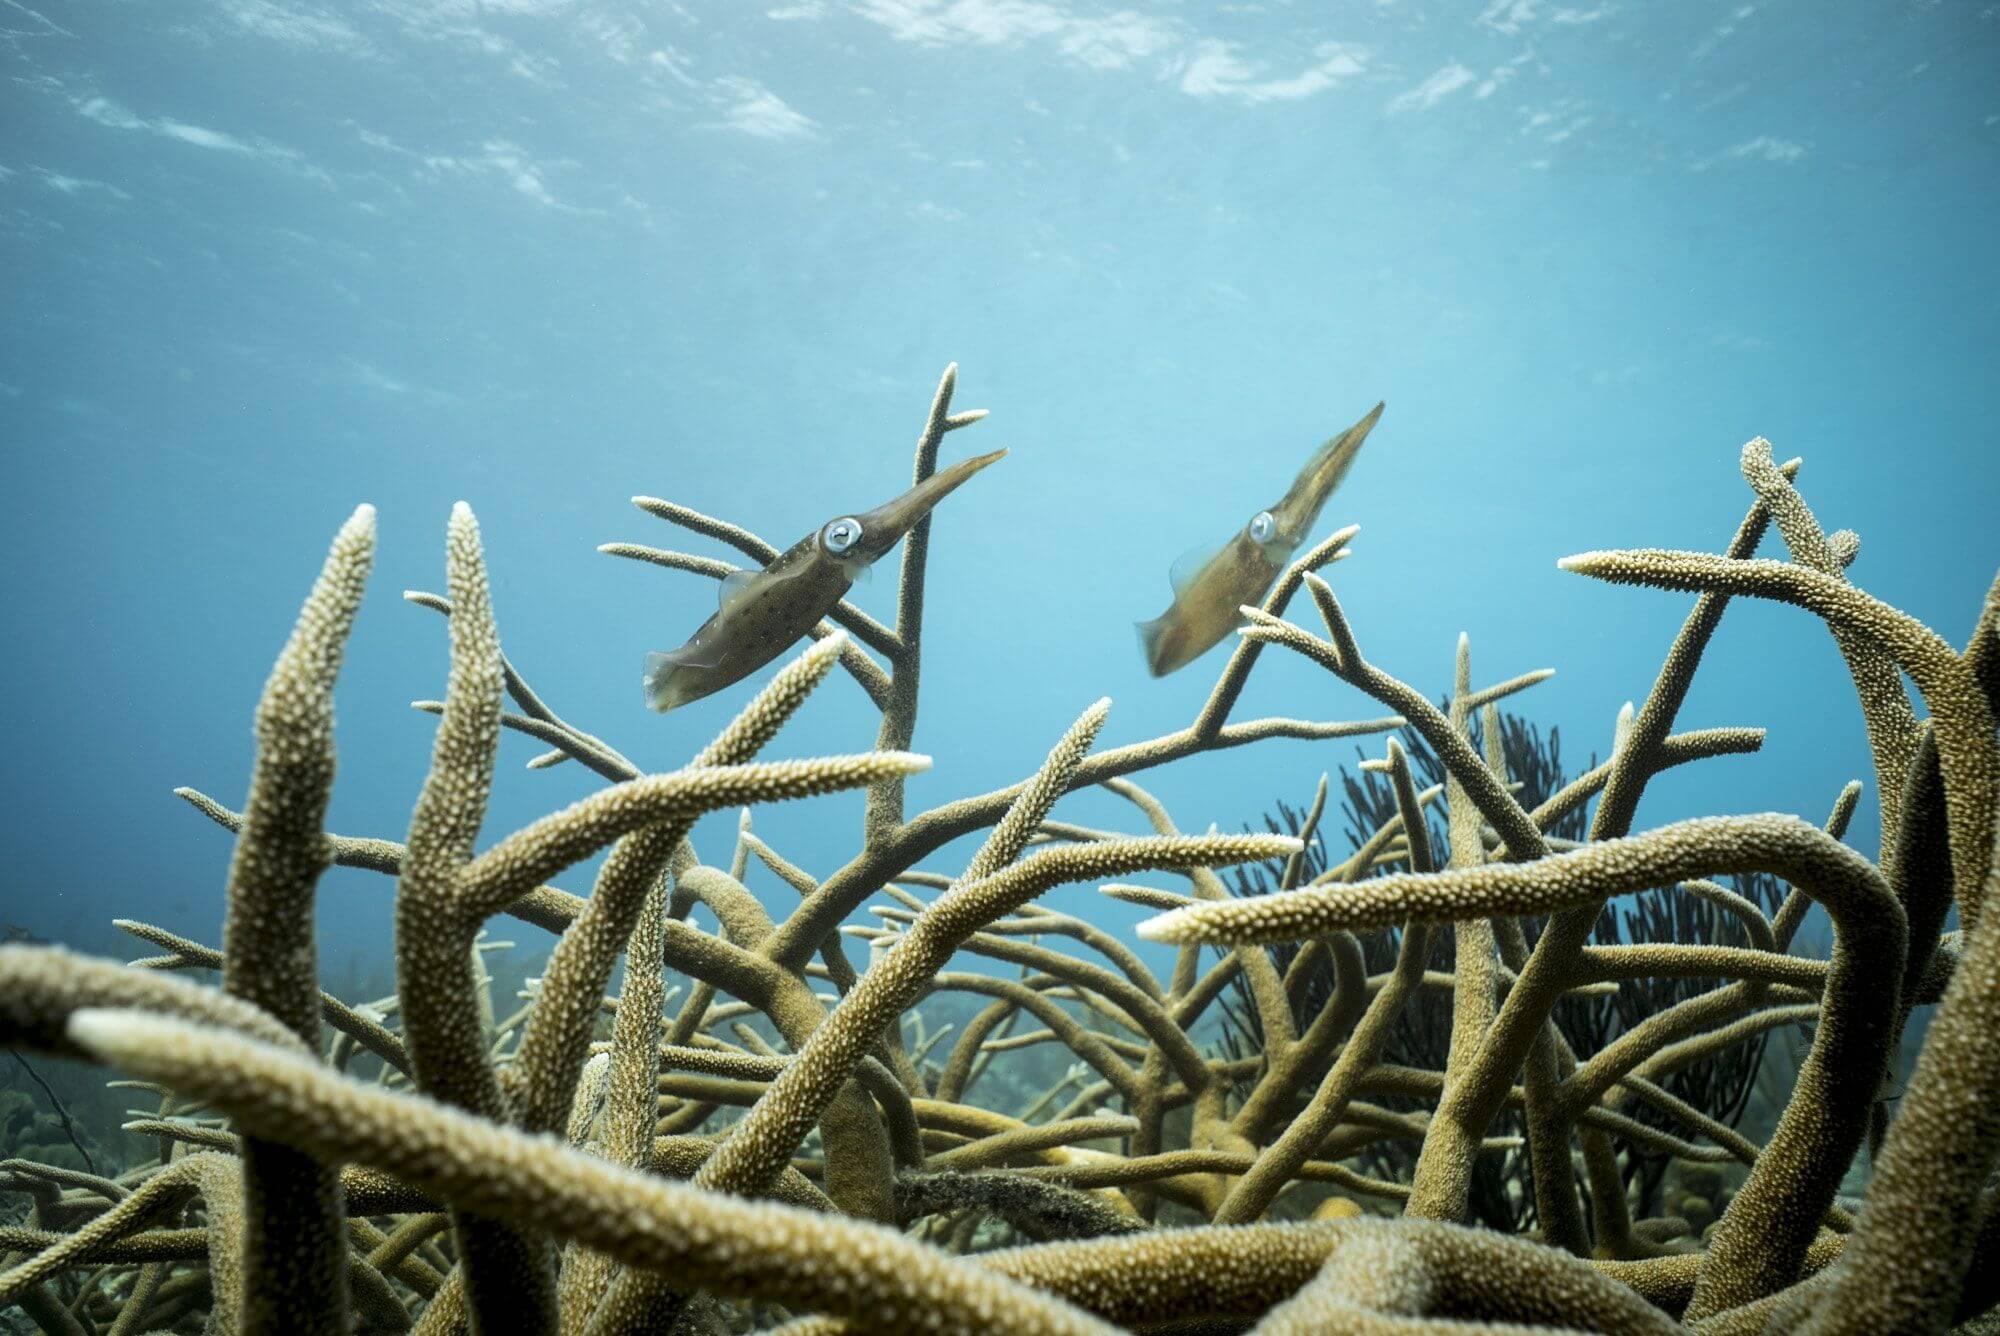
[
  {"left": 1249, "top": 511, "right": 1278, "bottom": 544},
  {"left": 821, "top": 516, "right": 864, "bottom": 555}
]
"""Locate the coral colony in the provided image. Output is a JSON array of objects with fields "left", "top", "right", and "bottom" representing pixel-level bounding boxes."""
[{"left": 2, "top": 365, "right": 1995, "bottom": 1334}]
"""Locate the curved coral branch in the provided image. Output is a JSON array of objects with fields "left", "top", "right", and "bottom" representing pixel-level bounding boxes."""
[
  {"left": 1139, "top": 815, "right": 1876, "bottom": 945},
  {"left": 115, "top": 919, "right": 410, "bottom": 1077},
  {"left": 1212, "top": 739, "right": 1437, "bottom": 1225},
  {"left": 403, "top": 587, "right": 639, "bottom": 781},
  {"left": 0, "top": 943, "right": 305, "bottom": 1058},
  {"left": 63, "top": 1009, "right": 1118, "bottom": 1336},
  {"left": 392, "top": 502, "right": 556, "bottom": 1328},
  {"left": 1558, "top": 547, "right": 1996, "bottom": 928},
  {"left": 1145, "top": 812, "right": 1904, "bottom": 1311},
  {"left": 1250, "top": 1223, "right": 1680, "bottom": 1335},
  {"left": 866, "top": 361, "right": 988, "bottom": 844},
  {"left": 972, "top": 1221, "right": 1676, "bottom": 1333},
  {"left": 502, "top": 635, "right": 877, "bottom": 1135},
  {"left": 0, "top": 1154, "right": 240, "bottom": 1311},
  {"left": 211, "top": 502, "right": 374, "bottom": 1333},
  {"left": 1389, "top": 478, "right": 1797, "bottom": 1226},
  {"left": 892, "top": 1170, "right": 1144, "bottom": 1240},
  {"left": 1738, "top": 440, "right": 1920, "bottom": 864},
  {"left": 1795, "top": 828, "right": 2000, "bottom": 1334},
  {"left": 702, "top": 828, "right": 1299, "bottom": 1205}
]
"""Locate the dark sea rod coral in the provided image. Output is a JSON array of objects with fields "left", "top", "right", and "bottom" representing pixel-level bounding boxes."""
[{"left": 2, "top": 366, "right": 1997, "bottom": 1335}]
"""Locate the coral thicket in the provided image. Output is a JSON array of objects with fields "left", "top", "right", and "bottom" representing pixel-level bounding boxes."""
[{"left": 3, "top": 369, "right": 1995, "bottom": 1335}]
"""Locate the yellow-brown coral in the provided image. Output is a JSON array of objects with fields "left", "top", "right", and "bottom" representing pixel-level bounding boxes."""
[{"left": 0, "top": 374, "right": 1993, "bottom": 1336}]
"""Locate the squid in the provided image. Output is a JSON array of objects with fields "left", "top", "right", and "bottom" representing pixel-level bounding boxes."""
[
  {"left": 1137, "top": 401, "right": 1383, "bottom": 677},
  {"left": 645, "top": 448, "right": 1008, "bottom": 712}
]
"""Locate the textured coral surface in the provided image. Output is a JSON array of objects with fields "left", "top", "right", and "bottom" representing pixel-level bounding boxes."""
[{"left": 3, "top": 372, "right": 1995, "bottom": 1335}]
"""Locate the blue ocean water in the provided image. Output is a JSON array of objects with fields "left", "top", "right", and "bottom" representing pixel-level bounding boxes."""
[{"left": 2, "top": 0, "right": 1995, "bottom": 984}]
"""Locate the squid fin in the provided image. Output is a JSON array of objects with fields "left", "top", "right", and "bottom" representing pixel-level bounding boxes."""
[
  {"left": 1135, "top": 616, "right": 1174, "bottom": 679},
  {"left": 644, "top": 640, "right": 724, "bottom": 712},
  {"left": 1169, "top": 542, "right": 1221, "bottom": 596},
  {"left": 718, "top": 569, "right": 758, "bottom": 613},
  {"left": 643, "top": 652, "right": 682, "bottom": 713}
]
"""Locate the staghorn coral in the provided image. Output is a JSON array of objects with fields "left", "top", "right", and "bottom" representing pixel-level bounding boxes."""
[
  {"left": 1, "top": 376, "right": 1995, "bottom": 1336},
  {"left": 219, "top": 500, "right": 374, "bottom": 1336},
  {"left": 59, "top": 1008, "right": 1121, "bottom": 1336},
  {"left": 1224, "top": 711, "right": 1791, "bottom": 1232},
  {"left": 1247, "top": 1223, "right": 1683, "bottom": 1335}
]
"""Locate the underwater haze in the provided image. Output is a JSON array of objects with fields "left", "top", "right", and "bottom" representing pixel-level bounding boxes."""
[
  {"left": 3, "top": 0, "right": 1997, "bottom": 969},
  {"left": 8, "top": 4, "right": 2000, "bottom": 1333}
]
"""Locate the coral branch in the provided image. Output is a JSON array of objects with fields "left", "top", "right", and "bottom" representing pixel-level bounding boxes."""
[{"left": 63, "top": 1009, "right": 1118, "bottom": 1336}]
